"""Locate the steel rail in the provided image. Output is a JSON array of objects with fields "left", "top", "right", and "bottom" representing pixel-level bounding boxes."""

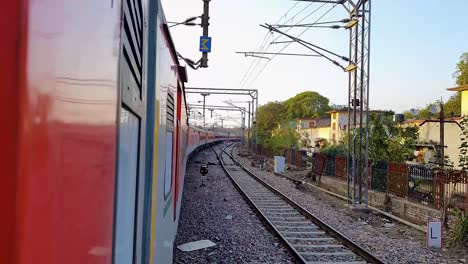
[
  {"left": 214, "top": 143, "right": 385, "bottom": 264},
  {"left": 211, "top": 144, "right": 310, "bottom": 264}
]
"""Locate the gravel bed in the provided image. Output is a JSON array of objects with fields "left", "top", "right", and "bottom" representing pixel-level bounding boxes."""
[
  {"left": 174, "top": 147, "right": 296, "bottom": 264},
  {"left": 235, "top": 149, "right": 455, "bottom": 264}
]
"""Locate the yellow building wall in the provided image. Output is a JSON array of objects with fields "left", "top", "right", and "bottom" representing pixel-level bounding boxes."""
[
  {"left": 297, "top": 126, "right": 331, "bottom": 148},
  {"left": 462, "top": 90, "right": 468, "bottom": 116},
  {"left": 317, "top": 127, "right": 331, "bottom": 140}
]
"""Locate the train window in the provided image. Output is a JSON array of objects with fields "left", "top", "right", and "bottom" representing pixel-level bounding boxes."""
[{"left": 164, "top": 93, "right": 175, "bottom": 199}]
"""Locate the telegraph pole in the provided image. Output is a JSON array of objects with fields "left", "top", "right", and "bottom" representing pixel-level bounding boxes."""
[
  {"left": 200, "top": 0, "right": 210, "bottom": 68},
  {"left": 439, "top": 101, "right": 445, "bottom": 167},
  {"left": 248, "top": 101, "right": 251, "bottom": 154},
  {"left": 201, "top": 93, "right": 210, "bottom": 129}
]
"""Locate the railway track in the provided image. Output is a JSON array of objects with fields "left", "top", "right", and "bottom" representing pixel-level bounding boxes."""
[{"left": 213, "top": 143, "right": 385, "bottom": 264}]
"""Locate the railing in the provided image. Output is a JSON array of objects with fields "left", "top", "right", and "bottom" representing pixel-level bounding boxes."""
[
  {"left": 408, "top": 165, "right": 434, "bottom": 206},
  {"left": 311, "top": 153, "right": 467, "bottom": 212},
  {"left": 251, "top": 144, "right": 468, "bottom": 212},
  {"left": 434, "top": 169, "right": 468, "bottom": 212},
  {"left": 371, "top": 161, "right": 387, "bottom": 192}
]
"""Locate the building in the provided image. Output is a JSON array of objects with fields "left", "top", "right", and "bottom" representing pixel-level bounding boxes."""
[
  {"left": 447, "top": 84, "right": 468, "bottom": 116},
  {"left": 399, "top": 84, "right": 468, "bottom": 167},
  {"left": 402, "top": 118, "right": 462, "bottom": 166},
  {"left": 296, "top": 118, "right": 331, "bottom": 149},
  {"left": 327, "top": 108, "right": 391, "bottom": 143}
]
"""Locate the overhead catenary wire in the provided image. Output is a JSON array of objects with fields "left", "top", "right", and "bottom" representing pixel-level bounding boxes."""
[
  {"left": 243, "top": 3, "right": 338, "bottom": 89},
  {"left": 265, "top": 24, "right": 349, "bottom": 61},
  {"left": 242, "top": 3, "right": 331, "bottom": 89},
  {"left": 241, "top": 3, "right": 320, "bottom": 87},
  {"left": 240, "top": 2, "right": 314, "bottom": 86},
  {"left": 239, "top": 2, "right": 301, "bottom": 85},
  {"left": 270, "top": 18, "right": 350, "bottom": 28},
  {"left": 241, "top": 3, "right": 327, "bottom": 88},
  {"left": 262, "top": 24, "right": 347, "bottom": 71},
  {"left": 236, "top": 51, "right": 321, "bottom": 57}
]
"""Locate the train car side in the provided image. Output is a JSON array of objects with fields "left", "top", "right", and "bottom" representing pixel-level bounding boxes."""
[{"left": 1, "top": 0, "right": 237, "bottom": 263}]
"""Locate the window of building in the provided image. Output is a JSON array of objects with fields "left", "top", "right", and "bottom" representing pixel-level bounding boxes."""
[{"left": 332, "top": 122, "right": 336, "bottom": 130}]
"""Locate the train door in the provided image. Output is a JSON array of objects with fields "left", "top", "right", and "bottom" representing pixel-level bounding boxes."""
[
  {"left": 113, "top": 0, "right": 146, "bottom": 263},
  {"left": 173, "top": 83, "right": 182, "bottom": 220}
]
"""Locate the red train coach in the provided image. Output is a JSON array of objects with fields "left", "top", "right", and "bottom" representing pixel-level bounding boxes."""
[{"left": 1, "top": 0, "right": 235, "bottom": 263}]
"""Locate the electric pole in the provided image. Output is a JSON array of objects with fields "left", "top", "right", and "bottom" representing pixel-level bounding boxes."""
[
  {"left": 200, "top": 0, "right": 210, "bottom": 67},
  {"left": 269, "top": 0, "right": 372, "bottom": 207},
  {"left": 439, "top": 101, "right": 445, "bottom": 167},
  {"left": 201, "top": 93, "right": 210, "bottom": 129}
]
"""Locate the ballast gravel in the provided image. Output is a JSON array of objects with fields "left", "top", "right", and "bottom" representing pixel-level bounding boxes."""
[
  {"left": 174, "top": 148, "right": 295, "bottom": 264},
  {"left": 235, "top": 149, "right": 458, "bottom": 264}
]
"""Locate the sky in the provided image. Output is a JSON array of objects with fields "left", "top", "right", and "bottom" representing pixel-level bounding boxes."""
[{"left": 161, "top": 0, "right": 468, "bottom": 126}]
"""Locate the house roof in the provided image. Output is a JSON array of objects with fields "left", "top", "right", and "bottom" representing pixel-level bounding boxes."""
[
  {"left": 447, "top": 84, "right": 468, "bottom": 92},
  {"left": 402, "top": 119, "right": 425, "bottom": 125},
  {"left": 419, "top": 118, "right": 462, "bottom": 128},
  {"left": 403, "top": 117, "right": 462, "bottom": 126},
  {"left": 326, "top": 108, "right": 391, "bottom": 114}
]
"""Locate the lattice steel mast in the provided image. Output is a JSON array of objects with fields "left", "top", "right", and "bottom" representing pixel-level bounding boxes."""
[
  {"left": 346, "top": 0, "right": 371, "bottom": 207},
  {"left": 293, "top": 0, "right": 372, "bottom": 206}
]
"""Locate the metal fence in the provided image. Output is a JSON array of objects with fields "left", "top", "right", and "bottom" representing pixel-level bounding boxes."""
[
  {"left": 326, "top": 155, "right": 336, "bottom": 176},
  {"left": 408, "top": 165, "right": 434, "bottom": 206},
  {"left": 434, "top": 169, "right": 468, "bottom": 212},
  {"left": 284, "top": 149, "right": 307, "bottom": 168},
  {"left": 252, "top": 144, "right": 468, "bottom": 212},
  {"left": 388, "top": 163, "right": 408, "bottom": 198},
  {"left": 371, "top": 161, "right": 387, "bottom": 192},
  {"left": 311, "top": 153, "right": 468, "bottom": 212}
]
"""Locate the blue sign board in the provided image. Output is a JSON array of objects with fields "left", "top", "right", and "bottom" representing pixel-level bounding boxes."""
[{"left": 199, "top": 36, "right": 212, "bottom": 53}]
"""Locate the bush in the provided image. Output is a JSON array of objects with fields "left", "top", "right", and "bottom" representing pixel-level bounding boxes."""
[
  {"left": 448, "top": 209, "right": 468, "bottom": 248},
  {"left": 320, "top": 143, "right": 346, "bottom": 156}
]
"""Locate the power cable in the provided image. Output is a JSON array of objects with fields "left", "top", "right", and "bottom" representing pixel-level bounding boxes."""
[
  {"left": 243, "top": 3, "right": 338, "bottom": 89},
  {"left": 242, "top": 3, "right": 330, "bottom": 88},
  {"left": 240, "top": 2, "right": 314, "bottom": 86},
  {"left": 241, "top": 3, "right": 323, "bottom": 88}
]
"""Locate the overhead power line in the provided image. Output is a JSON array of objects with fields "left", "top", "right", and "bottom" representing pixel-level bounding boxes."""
[
  {"left": 236, "top": 51, "right": 321, "bottom": 58},
  {"left": 270, "top": 18, "right": 350, "bottom": 28},
  {"left": 240, "top": 2, "right": 315, "bottom": 86},
  {"left": 242, "top": 3, "right": 338, "bottom": 89},
  {"left": 261, "top": 24, "right": 349, "bottom": 71},
  {"left": 242, "top": 3, "right": 328, "bottom": 89},
  {"left": 239, "top": 2, "right": 302, "bottom": 85}
]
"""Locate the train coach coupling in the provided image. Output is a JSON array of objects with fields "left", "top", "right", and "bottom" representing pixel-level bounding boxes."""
[{"left": 200, "top": 165, "right": 209, "bottom": 176}]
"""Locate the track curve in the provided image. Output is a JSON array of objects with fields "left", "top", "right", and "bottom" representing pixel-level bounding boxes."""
[{"left": 212, "top": 143, "right": 385, "bottom": 264}]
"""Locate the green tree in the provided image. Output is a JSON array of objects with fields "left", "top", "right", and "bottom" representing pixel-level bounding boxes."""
[
  {"left": 403, "top": 53, "right": 468, "bottom": 119},
  {"left": 283, "top": 91, "right": 332, "bottom": 119},
  {"left": 320, "top": 143, "right": 346, "bottom": 156},
  {"left": 444, "top": 92, "right": 461, "bottom": 117},
  {"left": 256, "top": 101, "right": 286, "bottom": 144},
  {"left": 453, "top": 52, "right": 468, "bottom": 86},
  {"left": 367, "top": 114, "right": 419, "bottom": 162},
  {"left": 403, "top": 98, "right": 462, "bottom": 120},
  {"left": 267, "top": 125, "right": 300, "bottom": 154}
]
